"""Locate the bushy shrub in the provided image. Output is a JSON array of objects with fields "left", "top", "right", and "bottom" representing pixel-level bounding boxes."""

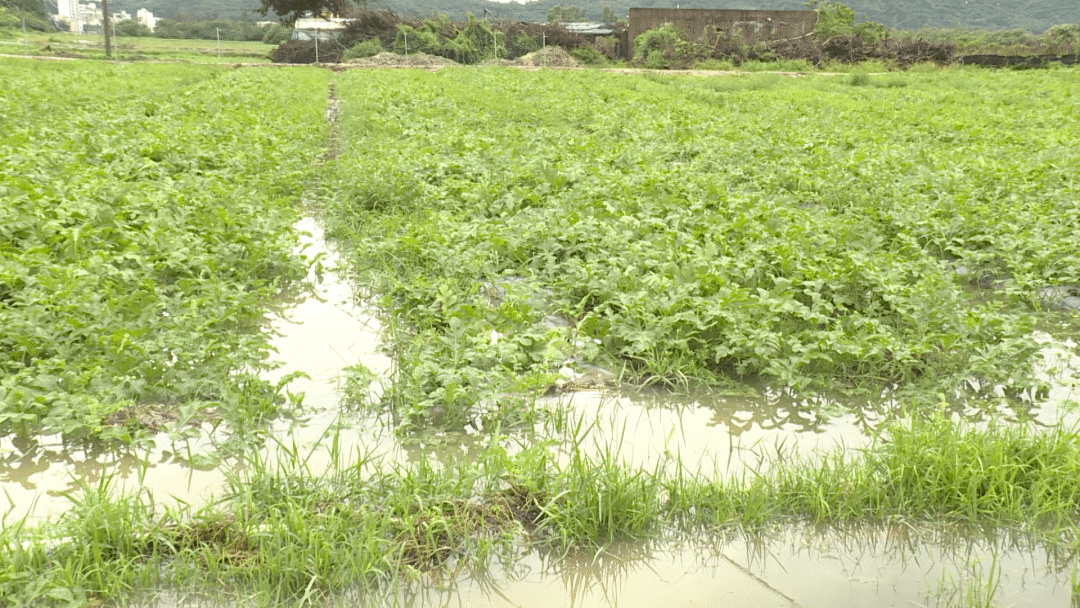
[
  {"left": 634, "top": 24, "right": 706, "bottom": 69},
  {"left": 392, "top": 13, "right": 496, "bottom": 63},
  {"left": 1042, "top": 23, "right": 1079, "bottom": 53},
  {"left": 810, "top": 0, "right": 856, "bottom": 38},
  {"left": 634, "top": 23, "right": 679, "bottom": 59},
  {"left": 153, "top": 18, "right": 272, "bottom": 41},
  {"left": 0, "top": 0, "right": 48, "bottom": 32},
  {"left": 853, "top": 20, "right": 886, "bottom": 42},
  {"left": 507, "top": 31, "right": 539, "bottom": 57},
  {"left": 343, "top": 37, "right": 382, "bottom": 60},
  {"left": 570, "top": 45, "right": 605, "bottom": 65},
  {"left": 392, "top": 24, "right": 441, "bottom": 55},
  {"left": 262, "top": 23, "right": 290, "bottom": 45},
  {"left": 114, "top": 19, "right": 151, "bottom": 37},
  {"left": 0, "top": 8, "right": 19, "bottom": 36}
]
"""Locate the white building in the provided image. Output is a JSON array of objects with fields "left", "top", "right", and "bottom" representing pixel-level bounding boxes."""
[
  {"left": 290, "top": 17, "right": 352, "bottom": 42},
  {"left": 137, "top": 8, "right": 157, "bottom": 32},
  {"left": 56, "top": 0, "right": 82, "bottom": 31},
  {"left": 54, "top": 2, "right": 155, "bottom": 33}
]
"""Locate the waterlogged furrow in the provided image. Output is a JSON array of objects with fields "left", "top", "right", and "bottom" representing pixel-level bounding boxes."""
[
  {"left": 8, "top": 415, "right": 1080, "bottom": 604},
  {"left": 325, "top": 68, "right": 1078, "bottom": 431},
  {"left": 0, "top": 60, "right": 331, "bottom": 440}
]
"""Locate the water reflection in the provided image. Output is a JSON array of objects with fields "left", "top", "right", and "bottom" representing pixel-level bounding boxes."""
[
  {"left": 115, "top": 522, "right": 1079, "bottom": 608},
  {"left": 369, "top": 524, "right": 1076, "bottom": 608}
]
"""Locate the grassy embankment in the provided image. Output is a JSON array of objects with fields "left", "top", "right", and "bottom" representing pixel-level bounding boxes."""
[{"left": 1, "top": 63, "right": 1079, "bottom": 606}]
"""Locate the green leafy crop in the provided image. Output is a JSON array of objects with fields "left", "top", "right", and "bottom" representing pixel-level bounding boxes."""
[
  {"left": 0, "top": 60, "right": 331, "bottom": 440},
  {"left": 323, "top": 68, "right": 1079, "bottom": 433}
]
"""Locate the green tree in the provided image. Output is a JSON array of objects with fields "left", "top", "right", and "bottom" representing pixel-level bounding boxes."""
[
  {"left": 115, "top": 19, "right": 152, "bottom": 37},
  {"left": 602, "top": 5, "right": 618, "bottom": 24},
  {"left": 0, "top": 0, "right": 49, "bottom": 31},
  {"left": 258, "top": 0, "right": 351, "bottom": 23},
  {"left": 1043, "top": 23, "right": 1080, "bottom": 53},
  {"left": 805, "top": 0, "right": 856, "bottom": 38},
  {"left": 262, "top": 22, "right": 291, "bottom": 44},
  {"left": 0, "top": 0, "right": 46, "bottom": 21},
  {"left": 0, "top": 7, "right": 18, "bottom": 36},
  {"left": 547, "top": 4, "right": 587, "bottom": 23}
]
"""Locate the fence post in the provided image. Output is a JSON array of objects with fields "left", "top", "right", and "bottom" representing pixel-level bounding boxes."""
[
  {"left": 216, "top": 27, "right": 221, "bottom": 62},
  {"left": 404, "top": 31, "right": 408, "bottom": 65},
  {"left": 102, "top": 0, "right": 111, "bottom": 58},
  {"left": 316, "top": 30, "right": 320, "bottom": 63},
  {"left": 22, "top": 18, "right": 26, "bottom": 55}
]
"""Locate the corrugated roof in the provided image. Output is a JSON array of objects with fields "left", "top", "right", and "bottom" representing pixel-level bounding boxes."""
[
  {"left": 293, "top": 18, "right": 351, "bottom": 31},
  {"left": 562, "top": 21, "right": 618, "bottom": 36}
]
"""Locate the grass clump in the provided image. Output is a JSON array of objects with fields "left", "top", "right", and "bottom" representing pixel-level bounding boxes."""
[
  {"left": 670, "top": 415, "right": 1080, "bottom": 534},
  {"left": 9, "top": 416, "right": 1080, "bottom": 605}
]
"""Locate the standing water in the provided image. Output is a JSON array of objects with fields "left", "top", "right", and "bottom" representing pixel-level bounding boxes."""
[
  {"left": 0, "top": 217, "right": 401, "bottom": 523},
  {"left": 7, "top": 217, "right": 1080, "bottom": 607}
]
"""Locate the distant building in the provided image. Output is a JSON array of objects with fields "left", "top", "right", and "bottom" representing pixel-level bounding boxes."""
[
  {"left": 53, "top": 1, "right": 156, "bottom": 33},
  {"left": 137, "top": 8, "right": 157, "bottom": 32},
  {"left": 562, "top": 21, "right": 619, "bottom": 38},
  {"left": 290, "top": 17, "right": 353, "bottom": 42},
  {"left": 628, "top": 8, "right": 818, "bottom": 59}
]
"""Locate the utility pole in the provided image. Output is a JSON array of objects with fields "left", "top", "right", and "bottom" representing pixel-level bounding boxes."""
[{"left": 102, "top": 0, "right": 111, "bottom": 58}]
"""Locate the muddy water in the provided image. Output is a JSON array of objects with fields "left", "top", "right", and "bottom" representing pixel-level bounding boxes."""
[
  {"left": 536, "top": 387, "right": 883, "bottom": 478},
  {"left": 7, "top": 215, "right": 1080, "bottom": 606},
  {"left": 0, "top": 217, "right": 399, "bottom": 523},
  {"left": 258, "top": 217, "right": 400, "bottom": 473},
  {"left": 128, "top": 527, "right": 1078, "bottom": 607},
  {"left": 538, "top": 345, "right": 1080, "bottom": 479},
  {"left": 381, "top": 528, "right": 1076, "bottom": 608}
]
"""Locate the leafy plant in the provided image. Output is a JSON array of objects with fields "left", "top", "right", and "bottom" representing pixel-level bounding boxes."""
[
  {"left": 322, "top": 68, "right": 1076, "bottom": 436},
  {"left": 342, "top": 36, "right": 382, "bottom": 60},
  {"left": 0, "top": 61, "right": 332, "bottom": 441}
]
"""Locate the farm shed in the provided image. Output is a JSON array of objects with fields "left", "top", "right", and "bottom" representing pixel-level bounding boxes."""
[
  {"left": 563, "top": 21, "right": 619, "bottom": 38},
  {"left": 563, "top": 21, "right": 630, "bottom": 58},
  {"left": 290, "top": 17, "right": 353, "bottom": 42},
  {"left": 628, "top": 8, "right": 817, "bottom": 59}
]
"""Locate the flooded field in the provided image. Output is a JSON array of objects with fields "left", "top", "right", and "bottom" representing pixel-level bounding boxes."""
[
  {"left": 0, "top": 219, "right": 397, "bottom": 523},
  {"left": 382, "top": 531, "right": 1078, "bottom": 608},
  {"left": 5, "top": 63, "right": 1080, "bottom": 607},
  {"left": 5, "top": 216, "right": 1077, "bottom": 608}
]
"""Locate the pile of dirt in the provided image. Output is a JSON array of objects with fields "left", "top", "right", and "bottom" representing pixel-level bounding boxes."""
[
  {"left": 514, "top": 46, "right": 580, "bottom": 68},
  {"left": 345, "top": 52, "right": 459, "bottom": 68}
]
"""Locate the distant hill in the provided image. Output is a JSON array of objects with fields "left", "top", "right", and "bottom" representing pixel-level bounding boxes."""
[
  {"left": 99, "top": 0, "right": 1077, "bottom": 32},
  {"left": 105, "top": 0, "right": 267, "bottom": 21},
  {"left": 393, "top": 0, "right": 1076, "bottom": 33}
]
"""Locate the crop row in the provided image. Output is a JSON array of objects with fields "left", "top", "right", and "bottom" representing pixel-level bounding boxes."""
[
  {"left": 323, "top": 67, "right": 1079, "bottom": 433},
  {"left": 0, "top": 60, "right": 331, "bottom": 440}
]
